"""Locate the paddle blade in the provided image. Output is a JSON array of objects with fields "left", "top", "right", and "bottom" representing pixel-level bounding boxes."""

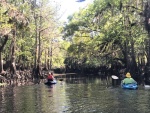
[{"left": 111, "top": 75, "right": 119, "bottom": 79}]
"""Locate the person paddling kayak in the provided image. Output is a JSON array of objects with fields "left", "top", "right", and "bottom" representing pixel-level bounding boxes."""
[
  {"left": 47, "top": 72, "right": 55, "bottom": 82},
  {"left": 44, "top": 72, "right": 57, "bottom": 85},
  {"left": 122, "top": 72, "right": 137, "bottom": 84}
]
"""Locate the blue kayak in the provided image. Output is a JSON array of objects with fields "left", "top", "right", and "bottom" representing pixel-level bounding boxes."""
[
  {"left": 121, "top": 83, "right": 138, "bottom": 90},
  {"left": 44, "top": 79, "right": 57, "bottom": 85}
]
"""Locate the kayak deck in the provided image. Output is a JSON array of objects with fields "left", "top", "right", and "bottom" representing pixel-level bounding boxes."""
[{"left": 44, "top": 79, "right": 57, "bottom": 85}]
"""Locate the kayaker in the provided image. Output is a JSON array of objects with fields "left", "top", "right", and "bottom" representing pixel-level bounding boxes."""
[
  {"left": 47, "top": 72, "right": 54, "bottom": 82},
  {"left": 122, "top": 72, "right": 137, "bottom": 84}
]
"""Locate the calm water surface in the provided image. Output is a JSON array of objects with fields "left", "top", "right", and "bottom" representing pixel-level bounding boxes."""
[{"left": 0, "top": 76, "right": 150, "bottom": 113}]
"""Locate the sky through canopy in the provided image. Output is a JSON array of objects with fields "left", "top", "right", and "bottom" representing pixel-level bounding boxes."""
[{"left": 53, "top": 0, "right": 94, "bottom": 21}]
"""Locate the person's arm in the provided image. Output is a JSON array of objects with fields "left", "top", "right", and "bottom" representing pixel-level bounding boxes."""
[
  {"left": 121, "top": 80, "right": 124, "bottom": 85},
  {"left": 122, "top": 79, "right": 125, "bottom": 84},
  {"left": 134, "top": 80, "right": 137, "bottom": 84},
  {"left": 52, "top": 75, "right": 55, "bottom": 79},
  {"left": 131, "top": 78, "right": 137, "bottom": 84}
]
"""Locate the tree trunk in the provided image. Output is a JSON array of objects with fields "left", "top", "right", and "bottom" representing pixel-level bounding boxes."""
[
  {"left": 129, "top": 27, "right": 138, "bottom": 73},
  {"left": 33, "top": 0, "right": 38, "bottom": 69},
  {"left": 44, "top": 49, "right": 48, "bottom": 70},
  {"left": 0, "top": 35, "right": 8, "bottom": 73},
  {"left": 0, "top": 52, "right": 3, "bottom": 73},
  {"left": 37, "top": 13, "right": 42, "bottom": 66},
  {"left": 48, "top": 39, "right": 53, "bottom": 70},
  {"left": 10, "top": 29, "right": 17, "bottom": 75},
  {"left": 34, "top": 13, "right": 38, "bottom": 69},
  {"left": 48, "top": 48, "right": 50, "bottom": 70},
  {"left": 50, "top": 44, "right": 52, "bottom": 70},
  {"left": 148, "top": 33, "right": 150, "bottom": 66}
]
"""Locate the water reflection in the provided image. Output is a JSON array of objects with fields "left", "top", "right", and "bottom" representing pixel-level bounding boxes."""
[{"left": 0, "top": 76, "right": 150, "bottom": 113}]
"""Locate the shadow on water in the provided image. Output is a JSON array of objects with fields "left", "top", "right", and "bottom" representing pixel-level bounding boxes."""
[{"left": 0, "top": 75, "right": 150, "bottom": 113}]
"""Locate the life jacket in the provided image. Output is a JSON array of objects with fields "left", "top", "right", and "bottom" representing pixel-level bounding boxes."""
[{"left": 47, "top": 75, "right": 53, "bottom": 80}]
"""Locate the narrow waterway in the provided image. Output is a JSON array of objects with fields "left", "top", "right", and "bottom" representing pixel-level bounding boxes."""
[{"left": 0, "top": 76, "right": 150, "bottom": 113}]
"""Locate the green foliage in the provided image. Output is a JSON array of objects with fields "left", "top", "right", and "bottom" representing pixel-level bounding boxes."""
[
  {"left": 0, "top": 0, "right": 149, "bottom": 71},
  {"left": 0, "top": 4, "right": 12, "bottom": 35},
  {"left": 63, "top": 0, "right": 148, "bottom": 69},
  {"left": 0, "top": 0, "right": 65, "bottom": 69}
]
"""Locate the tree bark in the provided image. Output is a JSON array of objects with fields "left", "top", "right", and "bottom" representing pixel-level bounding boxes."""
[
  {"left": 0, "top": 35, "right": 8, "bottom": 73},
  {"left": 49, "top": 40, "right": 53, "bottom": 70},
  {"left": 0, "top": 52, "right": 3, "bottom": 73},
  {"left": 34, "top": 13, "right": 38, "bottom": 69},
  {"left": 10, "top": 29, "right": 17, "bottom": 75},
  {"left": 37, "top": 13, "right": 42, "bottom": 66}
]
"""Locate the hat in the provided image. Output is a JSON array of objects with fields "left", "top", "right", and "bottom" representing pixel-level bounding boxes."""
[{"left": 126, "top": 72, "right": 131, "bottom": 78}]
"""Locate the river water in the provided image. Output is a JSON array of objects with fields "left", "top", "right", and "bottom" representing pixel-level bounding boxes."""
[{"left": 0, "top": 76, "right": 150, "bottom": 113}]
